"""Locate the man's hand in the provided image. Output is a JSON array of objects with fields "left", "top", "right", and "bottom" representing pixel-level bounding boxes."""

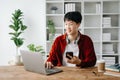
[
  {"left": 45, "top": 61, "right": 54, "bottom": 69},
  {"left": 67, "top": 56, "right": 81, "bottom": 65}
]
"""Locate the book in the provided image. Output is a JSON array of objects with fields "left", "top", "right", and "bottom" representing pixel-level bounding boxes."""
[
  {"left": 96, "top": 2, "right": 101, "bottom": 13},
  {"left": 105, "top": 64, "right": 120, "bottom": 72},
  {"left": 104, "top": 70, "right": 120, "bottom": 77},
  {"left": 65, "top": 3, "right": 75, "bottom": 14}
]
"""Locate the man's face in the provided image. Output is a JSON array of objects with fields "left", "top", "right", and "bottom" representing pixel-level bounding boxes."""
[{"left": 65, "top": 20, "right": 80, "bottom": 35}]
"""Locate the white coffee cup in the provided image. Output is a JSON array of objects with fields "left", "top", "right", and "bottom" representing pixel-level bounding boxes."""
[{"left": 97, "top": 60, "right": 105, "bottom": 72}]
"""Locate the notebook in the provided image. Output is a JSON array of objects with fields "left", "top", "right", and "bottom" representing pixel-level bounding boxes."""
[
  {"left": 20, "top": 50, "right": 62, "bottom": 75},
  {"left": 105, "top": 64, "right": 120, "bottom": 72}
]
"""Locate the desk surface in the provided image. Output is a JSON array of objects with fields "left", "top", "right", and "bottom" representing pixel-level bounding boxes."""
[{"left": 0, "top": 66, "right": 119, "bottom": 80}]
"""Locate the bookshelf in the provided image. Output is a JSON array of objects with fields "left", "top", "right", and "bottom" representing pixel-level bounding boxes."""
[{"left": 45, "top": 0, "right": 120, "bottom": 66}]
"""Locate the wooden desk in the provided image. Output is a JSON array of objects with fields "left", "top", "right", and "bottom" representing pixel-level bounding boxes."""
[{"left": 0, "top": 66, "right": 119, "bottom": 80}]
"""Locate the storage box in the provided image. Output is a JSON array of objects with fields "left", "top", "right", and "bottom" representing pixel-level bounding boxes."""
[
  {"left": 102, "top": 33, "right": 111, "bottom": 41},
  {"left": 103, "top": 43, "right": 113, "bottom": 52}
]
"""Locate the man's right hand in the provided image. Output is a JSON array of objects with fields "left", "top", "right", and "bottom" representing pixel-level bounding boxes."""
[{"left": 45, "top": 61, "right": 54, "bottom": 69}]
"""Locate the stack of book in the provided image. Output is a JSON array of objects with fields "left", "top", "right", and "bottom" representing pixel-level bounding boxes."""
[
  {"left": 102, "top": 33, "right": 111, "bottom": 41},
  {"left": 103, "top": 57, "right": 115, "bottom": 66},
  {"left": 103, "top": 44, "right": 115, "bottom": 54},
  {"left": 104, "top": 64, "right": 120, "bottom": 77},
  {"left": 64, "top": 3, "right": 75, "bottom": 14},
  {"left": 103, "top": 17, "right": 111, "bottom": 27}
]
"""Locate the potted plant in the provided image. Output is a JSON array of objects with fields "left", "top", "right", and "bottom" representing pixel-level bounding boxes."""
[
  {"left": 9, "top": 9, "right": 27, "bottom": 65},
  {"left": 51, "top": 6, "right": 58, "bottom": 14},
  {"left": 47, "top": 19, "right": 56, "bottom": 41},
  {"left": 27, "top": 43, "right": 45, "bottom": 59},
  {"left": 27, "top": 44, "right": 45, "bottom": 54}
]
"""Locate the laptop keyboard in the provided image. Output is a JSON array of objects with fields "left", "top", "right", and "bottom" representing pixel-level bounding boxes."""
[{"left": 45, "top": 68, "right": 61, "bottom": 73}]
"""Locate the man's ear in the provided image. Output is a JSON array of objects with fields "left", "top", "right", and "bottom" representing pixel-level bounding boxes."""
[{"left": 77, "top": 23, "right": 80, "bottom": 28}]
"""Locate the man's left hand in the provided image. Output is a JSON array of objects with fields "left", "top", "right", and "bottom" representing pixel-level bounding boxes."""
[{"left": 67, "top": 56, "right": 81, "bottom": 65}]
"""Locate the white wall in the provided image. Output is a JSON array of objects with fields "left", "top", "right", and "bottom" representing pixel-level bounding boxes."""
[{"left": 0, "top": 0, "right": 45, "bottom": 65}]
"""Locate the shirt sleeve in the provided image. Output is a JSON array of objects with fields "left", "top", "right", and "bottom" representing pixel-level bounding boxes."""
[
  {"left": 47, "top": 38, "right": 58, "bottom": 66},
  {"left": 77, "top": 36, "right": 97, "bottom": 68}
]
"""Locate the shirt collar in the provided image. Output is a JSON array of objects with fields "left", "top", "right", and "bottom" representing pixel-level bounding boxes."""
[{"left": 65, "top": 31, "right": 80, "bottom": 44}]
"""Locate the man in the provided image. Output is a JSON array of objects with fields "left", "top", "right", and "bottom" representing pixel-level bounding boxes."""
[{"left": 45, "top": 11, "right": 96, "bottom": 69}]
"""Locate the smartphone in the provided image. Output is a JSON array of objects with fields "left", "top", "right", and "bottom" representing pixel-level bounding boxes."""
[{"left": 66, "top": 52, "right": 73, "bottom": 59}]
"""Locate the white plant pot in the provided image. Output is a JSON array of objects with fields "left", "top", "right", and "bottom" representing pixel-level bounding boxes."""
[
  {"left": 15, "top": 55, "right": 21, "bottom": 65},
  {"left": 51, "top": 10, "right": 56, "bottom": 14},
  {"left": 49, "top": 33, "right": 55, "bottom": 41}
]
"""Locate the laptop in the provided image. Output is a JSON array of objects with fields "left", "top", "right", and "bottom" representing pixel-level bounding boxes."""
[{"left": 20, "top": 50, "right": 62, "bottom": 75}]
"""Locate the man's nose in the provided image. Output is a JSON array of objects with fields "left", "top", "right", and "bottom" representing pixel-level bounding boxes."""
[{"left": 66, "top": 25, "right": 71, "bottom": 29}]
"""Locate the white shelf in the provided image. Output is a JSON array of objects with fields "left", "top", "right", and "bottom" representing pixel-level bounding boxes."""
[
  {"left": 103, "top": 0, "right": 119, "bottom": 2},
  {"left": 47, "top": 27, "right": 63, "bottom": 29},
  {"left": 103, "top": 13, "right": 120, "bottom": 15},
  {"left": 84, "top": 0, "right": 101, "bottom": 2},
  {"left": 45, "top": 0, "right": 120, "bottom": 64},
  {"left": 102, "top": 40, "right": 120, "bottom": 43},
  {"left": 84, "top": 13, "right": 101, "bottom": 15},
  {"left": 102, "top": 54, "right": 119, "bottom": 56},
  {"left": 84, "top": 27, "right": 101, "bottom": 29},
  {"left": 103, "top": 27, "right": 120, "bottom": 29},
  {"left": 93, "top": 41, "right": 102, "bottom": 43},
  {"left": 46, "top": 1, "right": 63, "bottom": 3},
  {"left": 64, "top": 1, "right": 82, "bottom": 2},
  {"left": 46, "top": 14, "right": 64, "bottom": 16}
]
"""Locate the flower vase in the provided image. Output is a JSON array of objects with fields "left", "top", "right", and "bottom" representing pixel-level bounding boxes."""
[
  {"left": 51, "top": 10, "right": 56, "bottom": 14},
  {"left": 49, "top": 33, "right": 55, "bottom": 41},
  {"left": 15, "top": 55, "right": 22, "bottom": 65},
  {"left": 15, "top": 47, "right": 22, "bottom": 65}
]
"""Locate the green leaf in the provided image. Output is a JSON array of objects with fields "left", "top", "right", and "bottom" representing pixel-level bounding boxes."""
[
  {"left": 47, "top": 20, "right": 56, "bottom": 34},
  {"left": 14, "top": 38, "right": 24, "bottom": 47},
  {"left": 12, "top": 9, "right": 23, "bottom": 19},
  {"left": 9, "top": 32, "right": 22, "bottom": 37},
  {"left": 21, "top": 25, "right": 27, "bottom": 31},
  {"left": 10, "top": 37, "right": 16, "bottom": 40},
  {"left": 27, "top": 44, "right": 45, "bottom": 53},
  {"left": 9, "top": 32, "right": 16, "bottom": 36},
  {"left": 27, "top": 44, "right": 36, "bottom": 52},
  {"left": 9, "top": 25, "right": 18, "bottom": 31},
  {"left": 47, "top": 20, "right": 54, "bottom": 25}
]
